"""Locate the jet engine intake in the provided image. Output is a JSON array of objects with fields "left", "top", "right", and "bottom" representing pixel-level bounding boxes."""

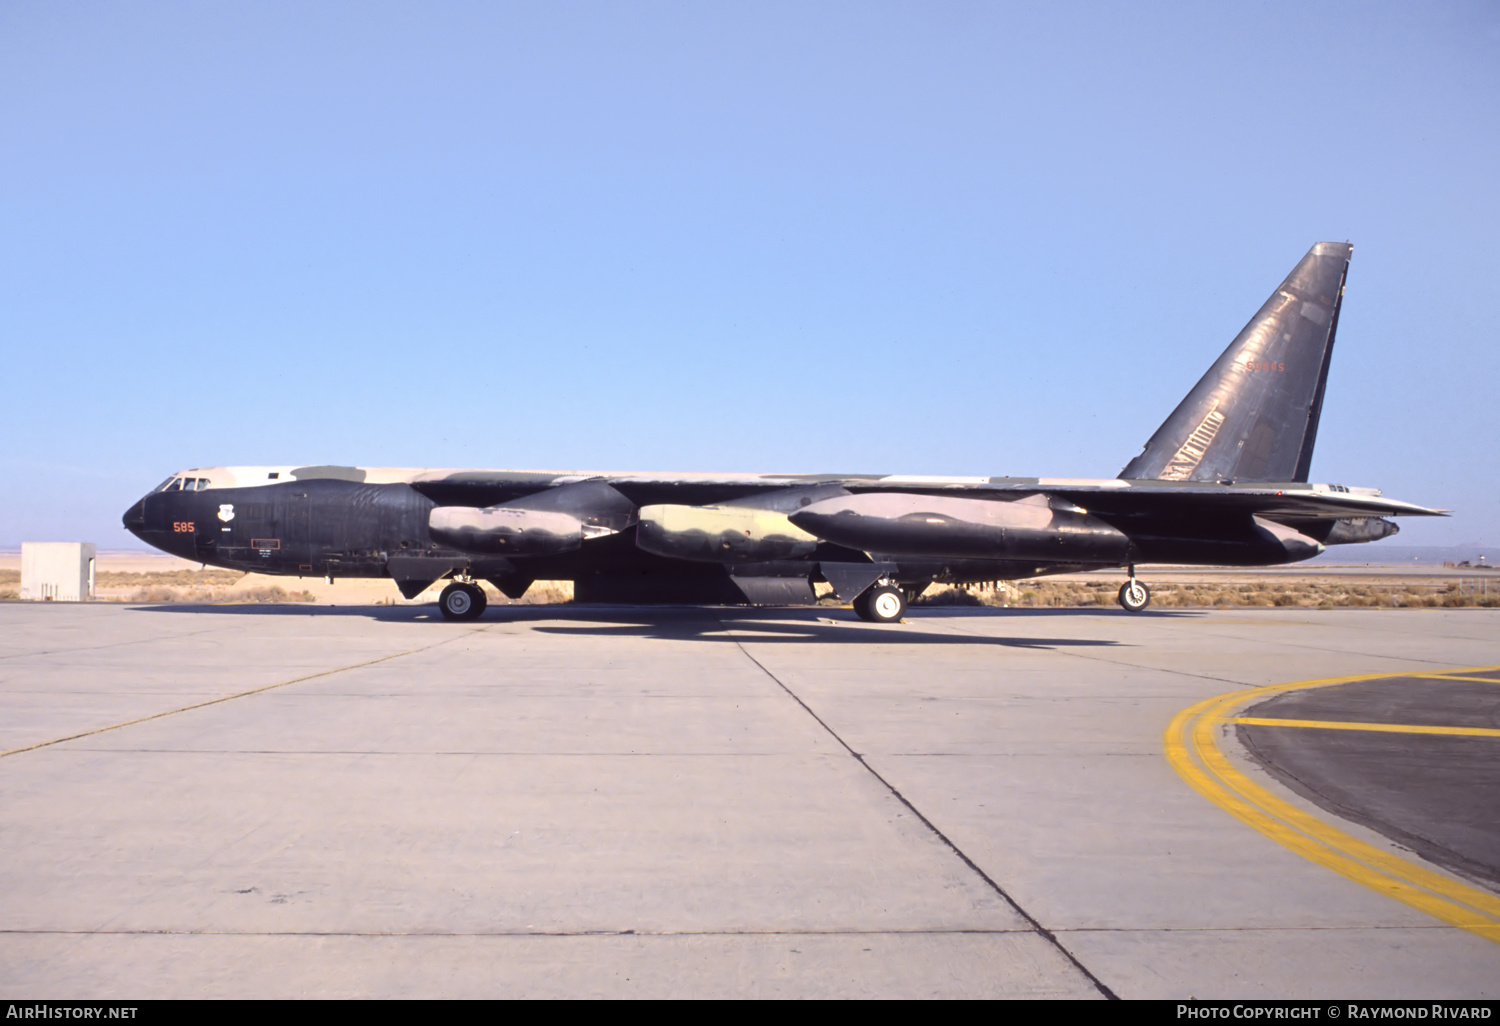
[{"left": 636, "top": 504, "right": 819, "bottom": 563}]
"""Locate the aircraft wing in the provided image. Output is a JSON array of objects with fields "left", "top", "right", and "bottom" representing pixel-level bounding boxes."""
[
  {"left": 997, "top": 480, "right": 1447, "bottom": 521},
  {"left": 403, "top": 470, "right": 1442, "bottom": 520}
]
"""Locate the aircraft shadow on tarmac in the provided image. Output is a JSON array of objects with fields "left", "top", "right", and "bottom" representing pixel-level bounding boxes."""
[{"left": 117, "top": 602, "right": 1194, "bottom": 647}]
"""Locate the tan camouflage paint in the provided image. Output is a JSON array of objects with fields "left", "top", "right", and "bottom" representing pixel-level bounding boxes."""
[{"left": 636, "top": 504, "right": 819, "bottom": 563}]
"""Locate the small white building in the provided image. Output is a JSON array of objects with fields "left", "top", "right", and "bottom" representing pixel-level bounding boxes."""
[{"left": 21, "top": 543, "right": 96, "bottom": 602}]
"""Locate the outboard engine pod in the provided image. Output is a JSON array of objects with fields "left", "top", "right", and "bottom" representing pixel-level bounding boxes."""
[
  {"left": 1323, "top": 517, "right": 1399, "bottom": 545},
  {"left": 789, "top": 492, "right": 1131, "bottom": 562}
]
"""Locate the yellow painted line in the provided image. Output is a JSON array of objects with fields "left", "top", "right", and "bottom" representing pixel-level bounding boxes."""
[
  {"left": 1188, "top": 688, "right": 1500, "bottom": 922},
  {"left": 1414, "top": 673, "right": 1500, "bottom": 683},
  {"left": 1165, "top": 665, "right": 1500, "bottom": 943},
  {"left": 0, "top": 647, "right": 425, "bottom": 759},
  {"left": 1231, "top": 716, "right": 1500, "bottom": 739},
  {"left": 1409, "top": 665, "right": 1500, "bottom": 680}
]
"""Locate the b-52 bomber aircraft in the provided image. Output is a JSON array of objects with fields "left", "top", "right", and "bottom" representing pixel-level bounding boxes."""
[{"left": 124, "top": 242, "right": 1442, "bottom": 622}]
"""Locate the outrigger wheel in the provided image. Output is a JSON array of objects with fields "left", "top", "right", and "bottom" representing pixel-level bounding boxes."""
[
  {"left": 854, "top": 584, "right": 907, "bottom": 624},
  {"left": 1117, "top": 571, "right": 1150, "bottom": 613},
  {"left": 438, "top": 581, "right": 487, "bottom": 621}
]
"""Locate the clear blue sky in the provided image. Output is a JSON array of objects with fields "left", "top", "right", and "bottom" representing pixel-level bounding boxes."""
[{"left": 2, "top": 1, "right": 1496, "bottom": 548}]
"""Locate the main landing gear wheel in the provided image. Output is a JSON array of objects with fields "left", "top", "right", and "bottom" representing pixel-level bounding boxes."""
[
  {"left": 854, "top": 584, "right": 906, "bottom": 623},
  {"left": 438, "top": 581, "right": 487, "bottom": 621},
  {"left": 1118, "top": 579, "right": 1151, "bottom": 613}
]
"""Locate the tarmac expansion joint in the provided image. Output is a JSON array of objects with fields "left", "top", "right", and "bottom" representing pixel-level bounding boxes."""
[{"left": 718, "top": 614, "right": 1121, "bottom": 1000}]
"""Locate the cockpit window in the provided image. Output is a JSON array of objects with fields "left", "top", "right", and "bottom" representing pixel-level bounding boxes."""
[{"left": 158, "top": 476, "right": 210, "bottom": 492}]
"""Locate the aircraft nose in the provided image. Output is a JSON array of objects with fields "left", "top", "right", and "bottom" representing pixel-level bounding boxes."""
[{"left": 122, "top": 496, "right": 147, "bottom": 534}]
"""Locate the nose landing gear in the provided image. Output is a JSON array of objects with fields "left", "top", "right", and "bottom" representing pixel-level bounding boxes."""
[
  {"left": 438, "top": 579, "right": 488, "bottom": 621},
  {"left": 1117, "top": 566, "right": 1150, "bottom": 612}
]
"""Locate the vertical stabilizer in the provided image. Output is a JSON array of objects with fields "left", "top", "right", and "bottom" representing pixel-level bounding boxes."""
[{"left": 1120, "top": 242, "right": 1351, "bottom": 483}]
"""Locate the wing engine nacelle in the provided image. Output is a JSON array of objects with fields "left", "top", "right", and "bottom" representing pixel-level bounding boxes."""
[
  {"left": 428, "top": 480, "right": 638, "bottom": 557},
  {"left": 788, "top": 492, "right": 1131, "bottom": 562},
  {"left": 429, "top": 506, "right": 588, "bottom": 556},
  {"left": 636, "top": 504, "right": 820, "bottom": 563},
  {"left": 1323, "top": 516, "right": 1400, "bottom": 545}
]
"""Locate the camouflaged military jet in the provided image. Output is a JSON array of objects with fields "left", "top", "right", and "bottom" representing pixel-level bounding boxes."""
[{"left": 123, "top": 242, "right": 1442, "bottom": 622}]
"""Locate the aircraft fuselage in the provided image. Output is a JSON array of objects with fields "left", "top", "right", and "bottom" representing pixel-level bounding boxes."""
[{"left": 122, "top": 466, "right": 1395, "bottom": 611}]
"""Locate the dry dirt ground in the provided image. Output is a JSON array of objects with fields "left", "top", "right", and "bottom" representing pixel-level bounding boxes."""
[{"left": 2, "top": 551, "right": 1497, "bottom": 608}]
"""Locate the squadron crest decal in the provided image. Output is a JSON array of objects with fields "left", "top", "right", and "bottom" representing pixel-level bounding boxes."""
[{"left": 217, "top": 504, "right": 235, "bottom": 523}]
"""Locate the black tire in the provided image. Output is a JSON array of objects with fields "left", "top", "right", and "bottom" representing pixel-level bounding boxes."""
[
  {"left": 438, "top": 582, "right": 485, "bottom": 621},
  {"left": 1118, "top": 579, "right": 1150, "bottom": 612},
  {"left": 851, "top": 589, "right": 874, "bottom": 621},
  {"left": 856, "top": 584, "right": 906, "bottom": 623}
]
